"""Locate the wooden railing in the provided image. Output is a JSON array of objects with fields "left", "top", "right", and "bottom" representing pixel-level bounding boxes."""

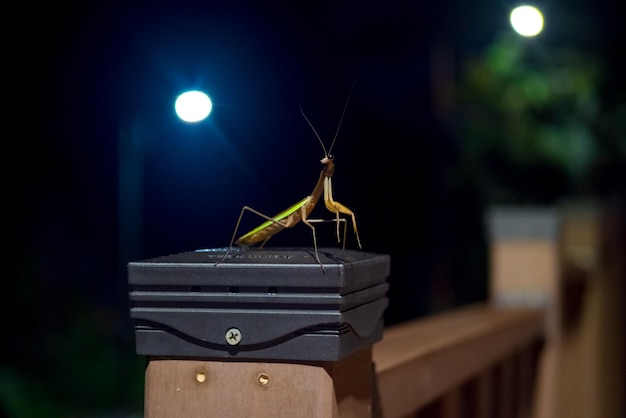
[
  {"left": 142, "top": 201, "right": 624, "bottom": 417},
  {"left": 143, "top": 303, "right": 545, "bottom": 418},
  {"left": 373, "top": 304, "right": 544, "bottom": 418}
]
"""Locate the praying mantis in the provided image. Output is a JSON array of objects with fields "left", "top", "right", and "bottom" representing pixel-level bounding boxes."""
[{"left": 217, "top": 84, "right": 362, "bottom": 271}]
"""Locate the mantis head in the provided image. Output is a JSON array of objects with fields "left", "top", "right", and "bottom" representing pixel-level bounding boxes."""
[{"left": 320, "top": 156, "right": 335, "bottom": 177}]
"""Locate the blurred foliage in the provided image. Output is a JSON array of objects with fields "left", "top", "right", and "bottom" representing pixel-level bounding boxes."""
[
  {"left": 456, "top": 33, "right": 625, "bottom": 204},
  {"left": 1, "top": 265, "right": 144, "bottom": 418}
]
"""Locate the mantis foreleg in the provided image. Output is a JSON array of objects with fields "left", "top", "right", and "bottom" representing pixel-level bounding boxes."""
[{"left": 323, "top": 177, "right": 362, "bottom": 249}]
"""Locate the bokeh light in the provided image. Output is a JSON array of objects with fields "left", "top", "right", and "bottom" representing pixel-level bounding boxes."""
[
  {"left": 510, "top": 5, "right": 544, "bottom": 37},
  {"left": 175, "top": 90, "right": 213, "bottom": 123}
]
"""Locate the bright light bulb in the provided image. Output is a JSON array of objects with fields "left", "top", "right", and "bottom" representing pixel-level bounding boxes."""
[
  {"left": 175, "top": 91, "right": 213, "bottom": 123},
  {"left": 510, "top": 5, "right": 544, "bottom": 37}
]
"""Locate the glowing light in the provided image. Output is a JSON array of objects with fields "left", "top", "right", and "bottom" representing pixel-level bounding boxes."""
[
  {"left": 175, "top": 91, "right": 212, "bottom": 123},
  {"left": 510, "top": 5, "right": 544, "bottom": 37}
]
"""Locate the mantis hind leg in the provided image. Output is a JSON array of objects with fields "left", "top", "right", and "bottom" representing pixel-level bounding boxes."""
[
  {"left": 216, "top": 205, "right": 287, "bottom": 265},
  {"left": 258, "top": 237, "right": 271, "bottom": 248}
]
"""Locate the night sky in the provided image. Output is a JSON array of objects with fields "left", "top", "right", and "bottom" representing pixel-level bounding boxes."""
[{"left": 5, "top": 0, "right": 625, "bottom": 377}]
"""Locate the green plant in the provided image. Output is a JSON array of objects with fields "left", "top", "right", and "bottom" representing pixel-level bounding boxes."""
[{"left": 457, "top": 33, "right": 612, "bottom": 204}]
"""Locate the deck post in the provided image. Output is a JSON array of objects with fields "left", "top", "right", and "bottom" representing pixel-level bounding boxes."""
[
  {"left": 486, "top": 205, "right": 560, "bottom": 418},
  {"left": 143, "top": 347, "right": 374, "bottom": 417},
  {"left": 128, "top": 248, "right": 390, "bottom": 418}
]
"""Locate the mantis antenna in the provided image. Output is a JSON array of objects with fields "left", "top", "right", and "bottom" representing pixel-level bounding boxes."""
[{"left": 300, "top": 80, "right": 358, "bottom": 158}]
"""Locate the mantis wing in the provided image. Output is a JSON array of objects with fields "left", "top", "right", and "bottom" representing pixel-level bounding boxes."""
[{"left": 235, "top": 196, "right": 311, "bottom": 246}]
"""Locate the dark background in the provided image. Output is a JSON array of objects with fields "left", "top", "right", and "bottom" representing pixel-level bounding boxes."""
[{"left": 4, "top": 0, "right": 624, "bottom": 416}]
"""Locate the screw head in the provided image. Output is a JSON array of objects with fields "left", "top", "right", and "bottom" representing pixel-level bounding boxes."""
[
  {"left": 225, "top": 327, "right": 242, "bottom": 345},
  {"left": 258, "top": 373, "right": 270, "bottom": 386}
]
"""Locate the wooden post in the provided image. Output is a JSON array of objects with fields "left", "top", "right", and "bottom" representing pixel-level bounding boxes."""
[
  {"left": 128, "top": 248, "right": 389, "bottom": 418},
  {"left": 144, "top": 348, "right": 374, "bottom": 418},
  {"left": 557, "top": 201, "right": 626, "bottom": 418},
  {"left": 487, "top": 201, "right": 626, "bottom": 418},
  {"left": 486, "top": 205, "right": 560, "bottom": 418}
]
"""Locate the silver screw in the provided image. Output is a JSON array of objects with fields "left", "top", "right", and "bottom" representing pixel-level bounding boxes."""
[{"left": 225, "top": 327, "right": 242, "bottom": 345}]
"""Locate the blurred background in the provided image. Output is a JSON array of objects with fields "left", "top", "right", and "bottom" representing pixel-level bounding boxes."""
[{"left": 3, "top": 0, "right": 624, "bottom": 416}]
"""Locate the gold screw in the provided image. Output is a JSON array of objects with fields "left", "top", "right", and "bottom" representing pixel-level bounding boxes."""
[
  {"left": 196, "top": 372, "right": 206, "bottom": 383},
  {"left": 258, "top": 373, "right": 269, "bottom": 386}
]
